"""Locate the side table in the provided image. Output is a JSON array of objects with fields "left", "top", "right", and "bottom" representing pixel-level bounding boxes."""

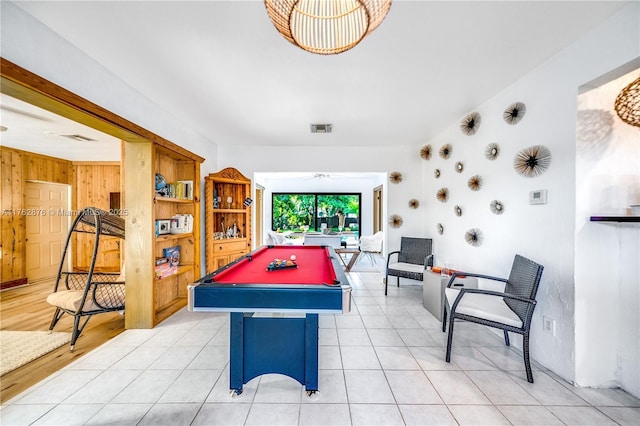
[
  {"left": 423, "top": 271, "right": 478, "bottom": 321},
  {"left": 334, "top": 248, "right": 361, "bottom": 272}
]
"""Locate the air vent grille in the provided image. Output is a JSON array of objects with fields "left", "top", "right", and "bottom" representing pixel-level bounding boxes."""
[
  {"left": 61, "top": 134, "right": 97, "bottom": 142},
  {"left": 310, "top": 123, "right": 332, "bottom": 134}
]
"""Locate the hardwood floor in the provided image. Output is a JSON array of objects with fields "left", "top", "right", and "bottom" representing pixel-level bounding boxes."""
[{"left": 0, "top": 279, "right": 125, "bottom": 403}]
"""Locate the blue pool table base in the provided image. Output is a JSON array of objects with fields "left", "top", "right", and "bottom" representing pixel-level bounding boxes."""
[{"left": 230, "top": 312, "right": 319, "bottom": 395}]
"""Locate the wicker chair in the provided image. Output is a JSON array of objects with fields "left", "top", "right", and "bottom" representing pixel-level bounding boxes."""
[
  {"left": 384, "top": 237, "right": 433, "bottom": 295},
  {"left": 442, "top": 254, "right": 544, "bottom": 383}
]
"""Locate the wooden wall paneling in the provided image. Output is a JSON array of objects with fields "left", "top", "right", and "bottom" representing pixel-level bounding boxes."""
[
  {"left": 0, "top": 147, "right": 72, "bottom": 285},
  {"left": 1, "top": 148, "right": 24, "bottom": 284},
  {"left": 72, "top": 163, "right": 122, "bottom": 271}
]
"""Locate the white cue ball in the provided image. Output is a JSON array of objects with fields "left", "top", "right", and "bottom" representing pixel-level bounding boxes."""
[{"left": 290, "top": 255, "right": 296, "bottom": 261}]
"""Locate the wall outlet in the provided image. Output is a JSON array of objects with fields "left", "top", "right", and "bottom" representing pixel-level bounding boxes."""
[{"left": 543, "top": 315, "right": 556, "bottom": 336}]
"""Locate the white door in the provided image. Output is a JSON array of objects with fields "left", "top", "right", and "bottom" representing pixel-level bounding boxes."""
[{"left": 25, "top": 181, "right": 70, "bottom": 281}]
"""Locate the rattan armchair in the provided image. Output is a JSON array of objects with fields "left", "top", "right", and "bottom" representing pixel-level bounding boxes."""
[
  {"left": 384, "top": 237, "right": 433, "bottom": 295},
  {"left": 442, "top": 254, "right": 544, "bottom": 382}
]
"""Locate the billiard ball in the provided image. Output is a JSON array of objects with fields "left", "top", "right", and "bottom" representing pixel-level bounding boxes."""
[{"left": 290, "top": 255, "right": 296, "bottom": 261}]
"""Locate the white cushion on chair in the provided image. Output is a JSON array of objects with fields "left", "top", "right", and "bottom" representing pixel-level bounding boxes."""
[
  {"left": 388, "top": 262, "right": 424, "bottom": 274},
  {"left": 47, "top": 290, "right": 100, "bottom": 312},
  {"left": 445, "top": 288, "right": 522, "bottom": 328}
]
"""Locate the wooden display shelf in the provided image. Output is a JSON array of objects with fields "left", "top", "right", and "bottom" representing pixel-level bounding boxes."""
[
  {"left": 155, "top": 196, "right": 193, "bottom": 204},
  {"left": 154, "top": 264, "right": 194, "bottom": 282},
  {"left": 156, "top": 232, "right": 194, "bottom": 242},
  {"left": 211, "top": 208, "right": 250, "bottom": 213}
]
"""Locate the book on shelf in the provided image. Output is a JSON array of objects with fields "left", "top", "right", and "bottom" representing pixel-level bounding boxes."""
[
  {"left": 162, "top": 245, "right": 181, "bottom": 267},
  {"left": 156, "top": 180, "right": 193, "bottom": 200},
  {"left": 155, "top": 264, "right": 178, "bottom": 279}
]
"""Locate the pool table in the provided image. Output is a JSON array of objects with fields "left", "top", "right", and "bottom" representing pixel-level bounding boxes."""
[{"left": 188, "top": 245, "right": 352, "bottom": 395}]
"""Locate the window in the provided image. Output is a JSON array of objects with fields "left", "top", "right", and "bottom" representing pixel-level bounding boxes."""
[{"left": 272, "top": 193, "right": 361, "bottom": 236}]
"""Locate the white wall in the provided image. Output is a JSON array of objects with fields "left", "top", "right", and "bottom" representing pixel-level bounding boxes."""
[
  {"left": 421, "top": 2, "right": 639, "bottom": 387},
  {"left": 575, "top": 68, "right": 640, "bottom": 397},
  {"left": 1, "top": 1, "right": 217, "bottom": 173}
]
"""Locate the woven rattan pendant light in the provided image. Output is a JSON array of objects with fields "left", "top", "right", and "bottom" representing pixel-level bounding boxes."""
[
  {"left": 614, "top": 76, "right": 640, "bottom": 127},
  {"left": 264, "top": 0, "right": 392, "bottom": 55}
]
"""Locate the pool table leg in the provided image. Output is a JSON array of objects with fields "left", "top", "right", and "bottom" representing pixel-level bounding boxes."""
[
  {"left": 305, "top": 314, "right": 319, "bottom": 393},
  {"left": 229, "top": 312, "right": 244, "bottom": 395}
]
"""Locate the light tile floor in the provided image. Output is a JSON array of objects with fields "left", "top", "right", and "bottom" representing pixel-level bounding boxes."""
[{"left": 1, "top": 272, "right": 639, "bottom": 425}]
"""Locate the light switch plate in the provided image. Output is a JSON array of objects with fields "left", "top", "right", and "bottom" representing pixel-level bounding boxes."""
[{"left": 530, "top": 189, "right": 547, "bottom": 205}]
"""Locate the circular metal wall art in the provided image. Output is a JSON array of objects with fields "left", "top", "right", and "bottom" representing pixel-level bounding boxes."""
[
  {"left": 408, "top": 199, "right": 420, "bottom": 209},
  {"left": 454, "top": 205, "right": 462, "bottom": 217},
  {"left": 485, "top": 143, "right": 500, "bottom": 160},
  {"left": 420, "top": 144, "right": 432, "bottom": 160},
  {"left": 439, "top": 144, "right": 452, "bottom": 159},
  {"left": 389, "top": 171, "right": 403, "bottom": 184},
  {"left": 460, "top": 112, "right": 481, "bottom": 135},
  {"left": 389, "top": 214, "right": 403, "bottom": 228},
  {"left": 434, "top": 168, "right": 441, "bottom": 179},
  {"left": 465, "top": 228, "right": 483, "bottom": 247},
  {"left": 436, "top": 187, "right": 449, "bottom": 203},
  {"left": 467, "top": 175, "right": 482, "bottom": 191},
  {"left": 455, "top": 161, "right": 464, "bottom": 173},
  {"left": 514, "top": 145, "right": 552, "bottom": 177},
  {"left": 490, "top": 200, "right": 504, "bottom": 215},
  {"left": 437, "top": 223, "right": 444, "bottom": 235},
  {"left": 503, "top": 102, "right": 527, "bottom": 125}
]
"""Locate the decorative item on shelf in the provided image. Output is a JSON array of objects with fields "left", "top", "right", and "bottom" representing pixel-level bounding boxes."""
[
  {"left": 213, "top": 188, "right": 219, "bottom": 208},
  {"left": 467, "top": 175, "right": 482, "bottom": 191},
  {"left": 170, "top": 214, "right": 194, "bottom": 234},
  {"left": 162, "top": 245, "right": 181, "bottom": 267},
  {"left": 437, "top": 223, "right": 444, "bottom": 235},
  {"left": 388, "top": 214, "right": 403, "bottom": 229},
  {"left": 460, "top": 112, "right": 481, "bottom": 135},
  {"left": 155, "top": 219, "right": 171, "bottom": 236},
  {"left": 439, "top": 144, "right": 452, "bottom": 159},
  {"left": 226, "top": 196, "right": 233, "bottom": 209},
  {"left": 485, "top": 143, "right": 500, "bottom": 160},
  {"left": 465, "top": 228, "right": 483, "bottom": 247},
  {"left": 614, "top": 76, "right": 640, "bottom": 127},
  {"left": 455, "top": 161, "right": 464, "bottom": 173},
  {"left": 514, "top": 145, "right": 552, "bottom": 177},
  {"left": 389, "top": 171, "right": 403, "bottom": 184},
  {"left": 420, "top": 144, "right": 432, "bottom": 160},
  {"left": 434, "top": 168, "right": 441, "bottom": 179},
  {"left": 490, "top": 200, "right": 504, "bottom": 215},
  {"left": 264, "top": 0, "right": 392, "bottom": 55},
  {"left": 454, "top": 205, "right": 462, "bottom": 217},
  {"left": 503, "top": 102, "right": 526, "bottom": 125},
  {"left": 155, "top": 173, "right": 168, "bottom": 197},
  {"left": 408, "top": 199, "right": 420, "bottom": 209},
  {"left": 437, "top": 187, "right": 449, "bottom": 203}
]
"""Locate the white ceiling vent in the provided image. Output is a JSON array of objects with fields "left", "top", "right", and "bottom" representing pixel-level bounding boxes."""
[
  {"left": 310, "top": 123, "right": 332, "bottom": 134},
  {"left": 60, "top": 134, "right": 97, "bottom": 142}
]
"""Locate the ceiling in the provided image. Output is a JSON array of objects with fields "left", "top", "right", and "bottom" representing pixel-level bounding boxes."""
[{"left": 2, "top": 0, "right": 632, "bottom": 157}]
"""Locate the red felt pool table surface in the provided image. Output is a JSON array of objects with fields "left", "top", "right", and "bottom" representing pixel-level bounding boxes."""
[{"left": 211, "top": 245, "right": 337, "bottom": 285}]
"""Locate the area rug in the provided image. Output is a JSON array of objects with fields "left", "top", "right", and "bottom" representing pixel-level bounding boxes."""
[{"left": 0, "top": 330, "right": 71, "bottom": 376}]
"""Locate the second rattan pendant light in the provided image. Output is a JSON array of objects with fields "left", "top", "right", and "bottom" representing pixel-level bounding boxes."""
[{"left": 264, "top": 0, "right": 392, "bottom": 55}]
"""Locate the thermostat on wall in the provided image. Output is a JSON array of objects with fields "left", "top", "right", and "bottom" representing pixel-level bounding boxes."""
[{"left": 529, "top": 189, "right": 547, "bottom": 205}]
